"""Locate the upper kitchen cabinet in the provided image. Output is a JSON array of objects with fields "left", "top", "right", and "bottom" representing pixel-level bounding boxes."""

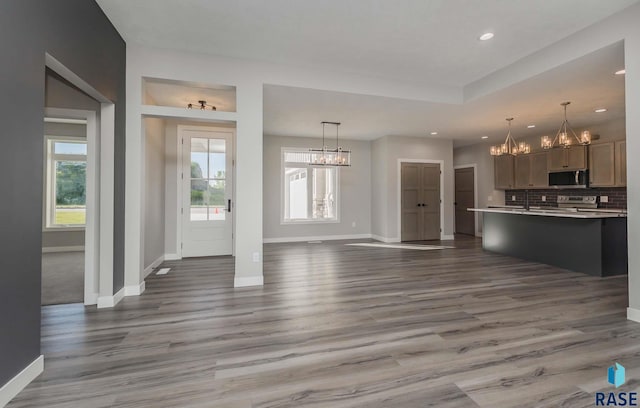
[
  {"left": 547, "top": 145, "right": 587, "bottom": 172},
  {"left": 589, "top": 142, "right": 615, "bottom": 187},
  {"left": 515, "top": 151, "right": 548, "bottom": 189},
  {"left": 589, "top": 140, "right": 626, "bottom": 187},
  {"left": 494, "top": 155, "right": 515, "bottom": 190}
]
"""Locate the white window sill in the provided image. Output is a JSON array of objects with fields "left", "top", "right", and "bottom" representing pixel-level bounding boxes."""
[
  {"left": 281, "top": 219, "right": 340, "bottom": 225},
  {"left": 43, "top": 226, "right": 86, "bottom": 232}
]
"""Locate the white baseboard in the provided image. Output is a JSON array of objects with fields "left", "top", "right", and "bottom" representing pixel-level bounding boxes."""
[
  {"left": 42, "top": 245, "right": 84, "bottom": 253},
  {"left": 143, "top": 255, "right": 165, "bottom": 278},
  {"left": 84, "top": 292, "right": 99, "bottom": 306},
  {"left": 371, "top": 235, "right": 400, "bottom": 243},
  {"left": 97, "top": 287, "right": 125, "bottom": 309},
  {"left": 441, "top": 234, "right": 455, "bottom": 240},
  {"left": 124, "top": 281, "right": 146, "bottom": 297},
  {"left": 234, "top": 275, "right": 264, "bottom": 287},
  {"left": 0, "top": 355, "right": 44, "bottom": 407},
  {"left": 163, "top": 253, "right": 181, "bottom": 261},
  {"left": 627, "top": 307, "right": 640, "bottom": 323},
  {"left": 263, "top": 234, "right": 372, "bottom": 244}
]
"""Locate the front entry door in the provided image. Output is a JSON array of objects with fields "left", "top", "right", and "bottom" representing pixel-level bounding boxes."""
[
  {"left": 181, "top": 127, "right": 233, "bottom": 257},
  {"left": 401, "top": 162, "right": 441, "bottom": 241}
]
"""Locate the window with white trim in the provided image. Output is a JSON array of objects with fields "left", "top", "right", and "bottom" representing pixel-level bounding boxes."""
[
  {"left": 282, "top": 149, "right": 338, "bottom": 223},
  {"left": 45, "top": 137, "right": 87, "bottom": 228}
]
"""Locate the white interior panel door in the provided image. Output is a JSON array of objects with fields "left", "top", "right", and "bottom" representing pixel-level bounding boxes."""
[{"left": 181, "top": 127, "right": 233, "bottom": 257}]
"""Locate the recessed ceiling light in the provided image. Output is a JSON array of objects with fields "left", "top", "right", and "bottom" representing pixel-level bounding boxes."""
[
  {"left": 479, "top": 32, "right": 494, "bottom": 41},
  {"left": 527, "top": 125, "right": 536, "bottom": 128},
  {"left": 595, "top": 108, "right": 607, "bottom": 113},
  {"left": 430, "top": 131, "right": 438, "bottom": 135},
  {"left": 615, "top": 69, "right": 626, "bottom": 75},
  {"left": 481, "top": 136, "right": 489, "bottom": 139}
]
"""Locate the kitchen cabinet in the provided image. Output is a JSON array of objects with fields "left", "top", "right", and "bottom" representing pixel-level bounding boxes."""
[
  {"left": 589, "top": 142, "right": 615, "bottom": 187},
  {"left": 589, "top": 140, "right": 626, "bottom": 187},
  {"left": 616, "top": 140, "right": 626, "bottom": 187},
  {"left": 494, "top": 154, "right": 514, "bottom": 190},
  {"left": 515, "top": 152, "right": 548, "bottom": 188},
  {"left": 548, "top": 145, "right": 587, "bottom": 171}
]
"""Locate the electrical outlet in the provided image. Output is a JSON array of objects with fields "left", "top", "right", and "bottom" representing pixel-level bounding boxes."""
[
  {"left": 512, "top": 195, "right": 516, "bottom": 201},
  {"left": 600, "top": 196, "right": 609, "bottom": 203},
  {"left": 252, "top": 252, "right": 260, "bottom": 262},
  {"left": 351, "top": 221, "right": 356, "bottom": 228},
  {"left": 542, "top": 196, "right": 546, "bottom": 202}
]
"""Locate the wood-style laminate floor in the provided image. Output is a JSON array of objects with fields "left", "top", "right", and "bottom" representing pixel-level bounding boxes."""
[{"left": 9, "top": 237, "right": 640, "bottom": 408}]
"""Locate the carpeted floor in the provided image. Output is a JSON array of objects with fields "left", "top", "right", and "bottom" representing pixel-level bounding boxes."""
[{"left": 41, "top": 251, "right": 84, "bottom": 305}]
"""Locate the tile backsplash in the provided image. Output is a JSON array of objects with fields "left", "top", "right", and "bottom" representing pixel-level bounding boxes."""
[{"left": 505, "top": 187, "right": 627, "bottom": 209}]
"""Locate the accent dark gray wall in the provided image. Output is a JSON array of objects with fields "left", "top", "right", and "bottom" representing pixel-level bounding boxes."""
[{"left": 0, "top": 0, "right": 125, "bottom": 386}]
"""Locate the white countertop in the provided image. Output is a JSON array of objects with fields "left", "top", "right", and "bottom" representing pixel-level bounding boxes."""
[{"left": 468, "top": 207, "right": 627, "bottom": 219}]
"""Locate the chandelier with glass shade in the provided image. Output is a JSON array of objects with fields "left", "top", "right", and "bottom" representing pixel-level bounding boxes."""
[
  {"left": 308, "top": 121, "right": 351, "bottom": 167},
  {"left": 541, "top": 102, "right": 591, "bottom": 149},
  {"left": 489, "top": 118, "right": 531, "bottom": 156}
]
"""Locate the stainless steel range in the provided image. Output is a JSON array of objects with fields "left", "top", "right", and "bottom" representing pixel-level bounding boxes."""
[{"left": 557, "top": 195, "right": 597, "bottom": 209}]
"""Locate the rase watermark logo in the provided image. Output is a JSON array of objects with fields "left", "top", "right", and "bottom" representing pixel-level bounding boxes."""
[{"left": 596, "top": 363, "right": 637, "bottom": 406}]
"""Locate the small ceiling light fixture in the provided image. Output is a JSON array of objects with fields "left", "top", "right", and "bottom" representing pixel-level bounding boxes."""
[
  {"left": 541, "top": 101, "right": 591, "bottom": 149},
  {"left": 479, "top": 32, "right": 494, "bottom": 41},
  {"left": 490, "top": 118, "right": 530, "bottom": 156},
  {"left": 187, "top": 100, "right": 217, "bottom": 111},
  {"left": 527, "top": 125, "right": 536, "bottom": 128},
  {"left": 595, "top": 108, "right": 608, "bottom": 113},
  {"left": 430, "top": 131, "right": 438, "bottom": 135},
  {"left": 481, "top": 136, "right": 489, "bottom": 139},
  {"left": 615, "top": 69, "right": 626, "bottom": 75},
  {"left": 308, "top": 122, "right": 351, "bottom": 167}
]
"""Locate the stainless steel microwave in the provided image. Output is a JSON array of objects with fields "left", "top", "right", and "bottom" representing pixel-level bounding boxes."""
[{"left": 548, "top": 170, "right": 589, "bottom": 189}]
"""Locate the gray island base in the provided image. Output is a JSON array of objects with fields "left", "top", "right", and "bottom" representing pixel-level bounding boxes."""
[{"left": 470, "top": 209, "right": 628, "bottom": 277}]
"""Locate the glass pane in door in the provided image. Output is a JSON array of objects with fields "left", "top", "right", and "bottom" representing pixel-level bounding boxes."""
[
  {"left": 208, "top": 139, "right": 226, "bottom": 179},
  {"left": 191, "top": 138, "right": 209, "bottom": 178}
]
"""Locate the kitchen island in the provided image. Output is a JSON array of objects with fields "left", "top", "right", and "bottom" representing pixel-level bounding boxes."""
[{"left": 469, "top": 208, "right": 628, "bottom": 276}]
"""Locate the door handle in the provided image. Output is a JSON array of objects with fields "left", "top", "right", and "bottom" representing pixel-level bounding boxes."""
[{"left": 227, "top": 199, "right": 232, "bottom": 213}]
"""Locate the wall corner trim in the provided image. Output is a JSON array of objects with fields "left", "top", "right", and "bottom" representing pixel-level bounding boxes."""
[
  {"left": 97, "top": 287, "right": 125, "bottom": 309},
  {"left": 234, "top": 276, "right": 264, "bottom": 288},
  {"left": 0, "top": 355, "right": 44, "bottom": 407},
  {"left": 124, "top": 281, "right": 146, "bottom": 297},
  {"left": 627, "top": 307, "right": 640, "bottom": 323}
]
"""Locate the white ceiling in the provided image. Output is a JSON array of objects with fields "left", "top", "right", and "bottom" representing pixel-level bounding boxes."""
[
  {"left": 99, "top": 1, "right": 628, "bottom": 147},
  {"left": 264, "top": 41, "right": 625, "bottom": 146},
  {"left": 97, "top": 0, "right": 636, "bottom": 87}
]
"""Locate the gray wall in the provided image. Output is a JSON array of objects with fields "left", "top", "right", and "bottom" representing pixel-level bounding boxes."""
[
  {"left": 263, "top": 135, "right": 372, "bottom": 240},
  {"left": 0, "top": 0, "right": 125, "bottom": 387},
  {"left": 144, "top": 118, "right": 166, "bottom": 269},
  {"left": 372, "top": 135, "right": 455, "bottom": 241},
  {"left": 371, "top": 137, "right": 389, "bottom": 238}
]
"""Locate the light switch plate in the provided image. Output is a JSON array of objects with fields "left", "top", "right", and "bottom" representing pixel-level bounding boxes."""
[
  {"left": 252, "top": 252, "right": 260, "bottom": 262},
  {"left": 600, "top": 196, "right": 609, "bottom": 203}
]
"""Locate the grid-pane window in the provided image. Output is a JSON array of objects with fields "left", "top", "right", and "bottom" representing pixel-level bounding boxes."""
[
  {"left": 283, "top": 149, "right": 338, "bottom": 222},
  {"left": 46, "top": 138, "right": 87, "bottom": 228}
]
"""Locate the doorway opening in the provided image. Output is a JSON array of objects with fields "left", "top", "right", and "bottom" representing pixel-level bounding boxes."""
[
  {"left": 400, "top": 161, "right": 442, "bottom": 241},
  {"left": 139, "top": 117, "right": 237, "bottom": 273}
]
